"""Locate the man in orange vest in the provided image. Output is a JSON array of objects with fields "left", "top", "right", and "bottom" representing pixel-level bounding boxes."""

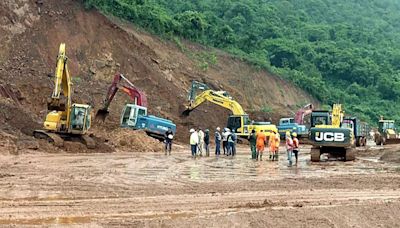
[
  {"left": 256, "top": 130, "right": 267, "bottom": 161},
  {"left": 269, "top": 130, "right": 276, "bottom": 160},
  {"left": 274, "top": 130, "right": 280, "bottom": 161}
]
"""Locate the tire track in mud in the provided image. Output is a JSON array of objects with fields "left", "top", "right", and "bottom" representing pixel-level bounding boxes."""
[{"left": 0, "top": 189, "right": 399, "bottom": 225}]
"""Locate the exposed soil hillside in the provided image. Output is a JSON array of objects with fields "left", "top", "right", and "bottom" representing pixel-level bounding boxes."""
[{"left": 0, "top": 0, "right": 316, "bottom": 151}]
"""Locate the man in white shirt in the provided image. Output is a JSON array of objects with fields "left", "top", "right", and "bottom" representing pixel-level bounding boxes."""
[
  {"left": 190, "top": 129, "right": 199, "bottom": 158},
  {"left": 198, "top": 128, "right": 205, "bottom": 156}
]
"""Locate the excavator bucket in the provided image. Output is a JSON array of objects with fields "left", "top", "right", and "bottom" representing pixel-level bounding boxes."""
[
  {"left": 181, "top": 109, "right": 191, "bottom": 117},
  {"left": 95, "top": 108, "right": 109, "bottom": 122}
]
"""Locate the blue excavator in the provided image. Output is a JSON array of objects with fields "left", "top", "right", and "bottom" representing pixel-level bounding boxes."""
[{"left": 96, "top": 73, "right": 176, "bottom": 140}]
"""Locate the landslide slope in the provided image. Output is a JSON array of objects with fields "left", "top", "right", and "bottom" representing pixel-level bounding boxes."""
[{"left": 0, "top": 0, "right": 315, "bottom": 146}]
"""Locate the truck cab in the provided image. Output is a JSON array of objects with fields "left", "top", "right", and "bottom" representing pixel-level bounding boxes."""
[
  {"left": 277, "top": 117, "right": 308, "bottom": 138},
  {"left": 120, "top": 104, "right": 176, "bottom": 140}
]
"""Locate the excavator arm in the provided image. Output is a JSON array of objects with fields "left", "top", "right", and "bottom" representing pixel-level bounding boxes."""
[
  {"left": 331, "top": 104, "right": 344, "bottom": 127},
  {"left": 294, "top": 103, "right": 314, "bottom": 124},
  {"left": 96, "top": 73, "right": 148, "bottom": 121},
  {"left": 47, "top": 43, "right": 71, "bottom": 112},
  {"left": 182, "top": 81, "right": 245, "bottom": 116}
]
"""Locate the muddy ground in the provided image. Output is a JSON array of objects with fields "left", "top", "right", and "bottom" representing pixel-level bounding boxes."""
[{"left": 0, "top": 143, "right": 399, "bottom": 227}]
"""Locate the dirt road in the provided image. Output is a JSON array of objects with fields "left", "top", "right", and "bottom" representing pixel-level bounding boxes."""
[{"left": 0, "top": 144, "right": 399, "bottom": 227}]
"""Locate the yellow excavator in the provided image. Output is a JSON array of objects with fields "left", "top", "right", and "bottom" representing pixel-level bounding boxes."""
[
  {"left": 309, "top": 104, "right": 355, "bottom": 161},
  {"left": 182, "top": 81, "right": 277, "bottom": 138},
  {"left": 33, "top": 43, "right": 95, "bottom": 148}
]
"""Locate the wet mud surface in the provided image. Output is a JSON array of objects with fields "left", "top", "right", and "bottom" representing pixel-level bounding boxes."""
[{"left": 0, "top": 144, "right": 399, "bottom": 227}]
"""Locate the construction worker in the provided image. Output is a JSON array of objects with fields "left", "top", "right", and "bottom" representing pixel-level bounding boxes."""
[
  {"left": 204, "top": 129, "right": 210, "bottom": 157},
  {"left": 190, "top": 129, "right": 199, "bottom": 158},
  {"left": 248, "top": 129, "right": 257, "bottom": 159},
  {"left": 285, "top": 131, "right": 294, "bottom": 166},
  {"left": 74, "top": 110, "right": 84, "bottom": 129},
  {"left": 198, "top": 128, "right": 204, "bottom": 156},
  {"left": 274, "top": 131, "right": 280, "bottom": 161},
  {"left": 215, "top": 127, "right": 222, "bottom": 156},
  {"left": 164, "top": 127, "right": 174, "bottom": 155},
  {"left": 227, "top": 129, "right": 237, "bottom": 156},
  {"left": 292, "top": 132, "right": 299, "bottom": 165},
  {"left": 256, "top": 130, "right": 267, "bottom": 161},
  {"left": 222, "top": 128, "right": 229, "bottom": 155},
  {"left": 269, "top": 130, "right": 276, "bottom": 160}
]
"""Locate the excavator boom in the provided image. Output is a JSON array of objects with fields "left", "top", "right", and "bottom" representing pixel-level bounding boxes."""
[
  {"left": 96, "top": 73, "right": 148, "bottom": 121},
  {"left": 47, "top": 43, "right": 72, "bottom": 115},
  {"left": 182, "top": 81, "right": 277, "bottom": 137},
  {"left": 46, "top": 43, "right": 72, "bottom": 127},
  {"left": 182, "top": 81, "right": 245, "bottom": 116}
]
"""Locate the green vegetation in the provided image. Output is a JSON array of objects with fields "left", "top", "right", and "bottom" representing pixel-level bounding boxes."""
[
  {"left": 84, "top": 0, "right": 400, "bottom": 125},
  {"left": 261, "top": 106, "right": 273, "bottom": 113}
]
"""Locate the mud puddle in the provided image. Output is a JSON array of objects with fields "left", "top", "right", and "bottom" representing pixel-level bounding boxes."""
[{"left": 114, "top": 145, "right": 400, "bottom": 183}]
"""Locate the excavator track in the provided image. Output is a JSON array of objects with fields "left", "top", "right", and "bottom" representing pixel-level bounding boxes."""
[
  {"left": 81, "top": 135, "right": 96, "bottom": 149},
  {"left": 33, "top": 130, "right": 64, "bottom": 147},
  {"left": 345, "top": 148, "right": 356, "bottom": 161},
  {"left": 310, "top": 147, "right": 320, "bottom": 162}
]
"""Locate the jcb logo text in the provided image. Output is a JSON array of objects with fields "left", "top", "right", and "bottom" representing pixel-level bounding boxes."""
[{"left": 315, "top": 132, "right": 345, "bottom": 142}]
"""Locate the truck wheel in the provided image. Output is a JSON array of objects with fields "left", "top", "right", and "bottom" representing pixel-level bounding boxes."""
[
  {"left": 375, "top": 136, "right": 381, "bottom": 146},
  {"left": 310, "top": 148, "right": 320, "bottom": 162},
  {"left": 362, "top": 137, "right": 367, "bottom": 146},
  {"left": 356, "top": 137, "right": 361, "bottom": 147},
  {"left": 345, "top": 148, "right": 355, "bottom": 161}
]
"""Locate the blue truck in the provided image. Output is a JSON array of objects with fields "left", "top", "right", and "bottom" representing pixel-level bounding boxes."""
[
  {"left": 120, "top": 104, "right": 176, "bottom": 140},
  {"left": 277, "top": 117, "right": 308, "bottom": 138}
]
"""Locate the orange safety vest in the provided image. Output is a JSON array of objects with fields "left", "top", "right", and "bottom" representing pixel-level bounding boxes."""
[
  {"left": 275, "top": 134, "right": 280, "bottom": 148},
  {"left": 256, "top": 132, "right": 266, "bottom": 148},
  {"left": 269, "top": 132, "right": 276, "bottom": 151},
  {"left": 293, "top": 138, "right": 299, "bottom": 149}
]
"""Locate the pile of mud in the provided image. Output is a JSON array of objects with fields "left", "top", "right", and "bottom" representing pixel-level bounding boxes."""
[
  {"left": 94, "top": 127, "right": 164, "bottom": 152},
  {"left": 380, "top": 150, "right": 400, "bottom": 163}
]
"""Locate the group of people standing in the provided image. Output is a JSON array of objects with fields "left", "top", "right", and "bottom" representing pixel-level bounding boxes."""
[
  {"left": 187, "top": 127, "right": 300, "bottom": 166},
  {"left": 190, "top": 127, "right": 237, "bottom": 158},
  {"left": 248, "top": 129, "right": 280, "bottom": 161},
  {"left": 189, "top": 128, "right": 211, "bottom": 157},
  {"left": 249, "top": 129, "right": 300, "bottom": 166}
]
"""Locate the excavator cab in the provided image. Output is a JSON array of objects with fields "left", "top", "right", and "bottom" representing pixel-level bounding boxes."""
[
  {"left": 69, "top": 104, "right": 91, "bottom": 134},
  {"left": 379, "top": 120, "right": 395, "bottom": 133},
  {"left": 120, "top": 104, "right": 148, "bottom": 128},
  {"left": 310, "top": 111, "right": 331, "bottom": 127},
  {"left": 227, "top": 115, "right": 251, "bottom": 134}
]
